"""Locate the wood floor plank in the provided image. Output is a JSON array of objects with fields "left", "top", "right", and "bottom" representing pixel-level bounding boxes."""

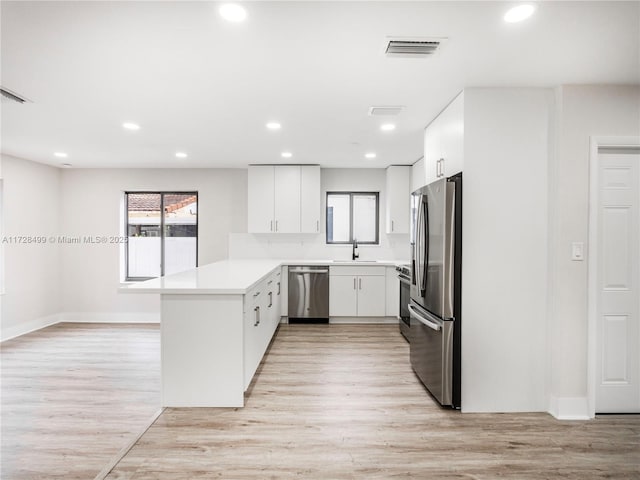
[
  {"left": 106, "top": 324, "right": 640, "bottom": 479},
  {"left": 1, "top": 323, "right": 161, "bottom": 480}
]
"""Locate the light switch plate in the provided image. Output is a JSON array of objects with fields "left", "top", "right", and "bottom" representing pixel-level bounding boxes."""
[{"left": 571, "top": 242, "right": 584, "bottom": 261}]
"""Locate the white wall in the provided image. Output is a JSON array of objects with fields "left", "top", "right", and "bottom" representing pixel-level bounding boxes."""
[
  {"left": 229, "top": 168, "right": 410, "bottom": 261},
  {"left": 1, "top": 154, "right": 62, "bottom": 340},
  {"left": 548, "top": 85, "right": 640, "bottom": 417},
  {"left": 461, "top": 88, "right": 552, "bottom": 412},
  {"left": 59, "top": 168, "right": 247, "bottom": 319}
]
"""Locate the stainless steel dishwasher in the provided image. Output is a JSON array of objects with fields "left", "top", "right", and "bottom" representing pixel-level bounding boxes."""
[{"left": 288, "top": 266, "right": 329, "bottom": 322}]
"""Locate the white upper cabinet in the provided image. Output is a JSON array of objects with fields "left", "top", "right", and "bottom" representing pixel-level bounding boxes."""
[
  {"left": 440, "top": 92, "right": 464, "bottom": 176},
  {"left": 248, "top": 165, "right": 321, "bottom": 234},
  {"left": 411, "top": 158, "right": 426, "bottom": 192},
  {"left": 385, "top": 165, "right": 411, "bottom": 234},
  {"left": 248, "top": 166, "right": 275, "bottom": 233},
  {"left": 424, "top": 118, "right": 442, "bottom": 185},
  {"left": 423, "top": 91, "right": 464, "bottom": 184},
  {"left": 300, "top": 165, "right": 321, "bottom": 233},
  {"left": 274, "top": 166, "right": 301, "bottom": 233}
]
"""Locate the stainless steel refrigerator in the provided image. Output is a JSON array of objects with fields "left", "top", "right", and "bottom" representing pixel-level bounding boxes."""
[{"left": 409, "top": 173, "right": 462, "bottom": 408}]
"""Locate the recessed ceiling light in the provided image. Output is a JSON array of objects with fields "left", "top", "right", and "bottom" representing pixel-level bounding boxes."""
[
  {"left": 219, "top": 3, "right": 247, "bottom": 22},
  {"left": 504, "top": 4, "right": 536, "bottom": 23},
  {"left": 54, "top": 152, "right": 68, "bottom": 158},
  {"left": 61, "top": 163, "right": 72, "bottom": 168},
  {"left": 380, "top": 123, "right": 396, "bottom": 132},
  {"left": 266, "top": 122, "right": 281, "bottom": 130},
  {"left": 365, "top": 153, "right": 377, "bottom": 159},
  {"left": 281, "top": 152, "right": 293, "bottom": 158},
  {"left": 122, "top": 122, "right": 140, "bottom": 131},
  {"left": 175, "top": 152, "right": 188, "bottom": 159}
]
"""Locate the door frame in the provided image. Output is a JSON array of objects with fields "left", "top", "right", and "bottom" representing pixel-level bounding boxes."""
[{"left": 587, "top": 135, "right": 640, "bottom": 417}]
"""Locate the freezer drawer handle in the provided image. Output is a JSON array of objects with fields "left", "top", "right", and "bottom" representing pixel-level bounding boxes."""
[{"left": 408, "top": 304, "right": 441, "bottom": 331}]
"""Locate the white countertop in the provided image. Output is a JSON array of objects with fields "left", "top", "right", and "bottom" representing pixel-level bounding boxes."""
[{"left": 119, "top": 258, "right": 408, "bottom": 295}]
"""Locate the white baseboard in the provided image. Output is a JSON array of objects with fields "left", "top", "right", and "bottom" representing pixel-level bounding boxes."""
[
  {"left": 329, "top": 316, "right": 399, "bottom": 324},
  {"left": 1, "top": 313, "right": 62, "bottom": 342},
  {"left": 1, "top": 311, "right": 160, "bottom": 342},
  {"left": 548, "top": 395, "right": 592, "bottom": 420},
  {"left": 60, "top": 312, "right": 160, "bottom": 323}
]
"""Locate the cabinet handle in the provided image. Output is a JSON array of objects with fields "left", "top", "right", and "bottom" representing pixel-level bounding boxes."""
[
  {"left": 277, "top": 282, "right": 281, "bottom": 295},
  {"left": 317, "top": 220, "right": 319, "bottom": 232},
  {"left": 275, "top": 220, "right": 279, "bottom": 232},
  {"left": 268, "top": 280, "right": 273, "bottom": 285},
  {"left": 268, "top": 292, "right": 273, "bottom": 308},
  {"left": 353, "top": 278, "right": 356, "bottom": 290},
  {"left": 392, "top": 220, "right": 394, "bottom": 232},
  {"left": 254, "top": 306, "right": 260, "bottom": 326},
  {"left": 253, "top": 291, "right": 261, "bottom": 298},
  {"left": 270, "top": 220, "right": 273, "bottom": 232},
  {"left": 359, "top": 278, "right": 362, "bottom": 290}
]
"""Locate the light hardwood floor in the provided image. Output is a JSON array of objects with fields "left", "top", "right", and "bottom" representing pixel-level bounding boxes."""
[
  {"left": 104, "top": 324, "right": 640, "bottom": 480},
  {"left": 1, "top": 323, "right": 161, "bottom": 480}
]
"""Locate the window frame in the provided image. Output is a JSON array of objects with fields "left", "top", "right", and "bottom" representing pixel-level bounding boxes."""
[
  {"left": 325, "top": 191, "right": 380, "bottom": 245},
  {"left": 124, "top": 191, "right": 199, "bottom": 281}
]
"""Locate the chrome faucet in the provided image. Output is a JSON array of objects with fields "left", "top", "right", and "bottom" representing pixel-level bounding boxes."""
[{"left": 352, "top": 238, "right": 359, "bottom": 261}]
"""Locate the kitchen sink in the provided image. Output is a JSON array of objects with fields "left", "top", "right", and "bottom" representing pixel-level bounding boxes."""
[{"left": 330, "top": 260, "right": 378, "bottom": 263}]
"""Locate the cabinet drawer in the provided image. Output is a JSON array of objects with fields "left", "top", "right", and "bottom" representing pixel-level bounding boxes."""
[{"left": 329, "top": 265, "right": 385, "bottom": 277}]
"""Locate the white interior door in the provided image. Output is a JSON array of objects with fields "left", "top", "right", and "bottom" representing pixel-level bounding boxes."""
[{"left": 596, "top": 151, "right": 640, "bottom": 413}]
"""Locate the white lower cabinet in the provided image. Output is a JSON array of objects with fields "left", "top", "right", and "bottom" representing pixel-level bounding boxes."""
[
  {"left": 329, "top": 275, "right": 358, "bottom": 316},
  {"left": 355, "top": 276, "right": 386, "bottom": 317},
  {"left": 280, "top": 266, "right": 288, "bottom": 317},
  {"left": 329, "top": 266, "right": 386, "bottom": 317},
  {"left": 243, "top": 268, "right": 282, "bottom": 390}
]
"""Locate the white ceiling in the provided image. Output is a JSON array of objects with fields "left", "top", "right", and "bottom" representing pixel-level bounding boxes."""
[{"left": 1, "top": 1, "right": 638, "bottom": 169}]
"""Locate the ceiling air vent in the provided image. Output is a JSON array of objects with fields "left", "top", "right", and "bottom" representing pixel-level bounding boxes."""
[
  {"left": 384, "top": 37, "right": 446, "bottom": 58},
  {"left": 368, "top": 106, "right": 404, "bottom": 116},
  {"left": 0, "top": 87, "right": 31, "bottom": 104}
]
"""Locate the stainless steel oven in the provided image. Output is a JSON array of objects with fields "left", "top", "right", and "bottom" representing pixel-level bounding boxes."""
[{"left": 396, "top": 265, "right": 411, "bottom": 341}]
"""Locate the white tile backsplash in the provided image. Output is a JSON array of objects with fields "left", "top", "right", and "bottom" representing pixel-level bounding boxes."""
[{"left": 228, "top": 233, "right": 410, "bottom": 261}]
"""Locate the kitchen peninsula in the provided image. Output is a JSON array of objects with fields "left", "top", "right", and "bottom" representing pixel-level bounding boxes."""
[{"left": 120, "top": 258, "right": 402, "bottom": 407}]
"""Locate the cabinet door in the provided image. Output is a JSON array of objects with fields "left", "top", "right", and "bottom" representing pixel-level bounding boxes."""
[
  {"left": 274, "top": 166, "right": 301, "bottom": 233},
  {"left": 357, "top": 275, "right": 386, "bottom": 317},
  {"left": 248, "top": 166, "right": 275, "bottom": 233},
  {"left": 267, "top": 273, "right": 280, "bottom": 334},
  {"left": 423, "top": 120, "right": 441, "bottom": 185},
  {"left": 329, "top": 275, "right": 358, "bottom": 316},
  {"left": 385, "top": 166, "right": 410, "bottom": 234},
  {"left": 280, "top": 266, "right": 288, "bottom": 317},
  {"left": 300, "top": 165, "right": 321, "bottom": 233},
  {"left": 441, "top": 92, "right": 464, "bottom": 177},
  {"left": 243, "top": 300, "right": 262, "bottom": 389},
  {"left": 411, "top": 158, "right": 426, "bottom": 193}
]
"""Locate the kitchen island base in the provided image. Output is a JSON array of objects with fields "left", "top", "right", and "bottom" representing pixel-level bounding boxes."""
[{"left": 162, "top": 294, "right": 245, "bottom": 407}]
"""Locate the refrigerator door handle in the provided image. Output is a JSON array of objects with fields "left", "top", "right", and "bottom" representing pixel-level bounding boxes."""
[
  {"left": 424, "top": 197, "right": 429, "bottom": 296},
  {"left": 408, "top": 303, "right": 441, "bottom": 331},
  {"left": 417, "top": 196, "right": 428, "bottom": 296},
  {"left": 414, "top": 195, "right": 423, "bottom": 293}
]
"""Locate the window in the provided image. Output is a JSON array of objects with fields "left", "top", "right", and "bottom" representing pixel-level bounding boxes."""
[
  {"left": 326, "top": 192, "right": 379, "bottom": 244},
  {"left": 125, "top": 192, "right": 198, "bottom": 280}
]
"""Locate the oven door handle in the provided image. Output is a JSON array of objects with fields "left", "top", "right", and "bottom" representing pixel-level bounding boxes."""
[{"left": 408, "top": 304, "right": 441, "bottom": 331}]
